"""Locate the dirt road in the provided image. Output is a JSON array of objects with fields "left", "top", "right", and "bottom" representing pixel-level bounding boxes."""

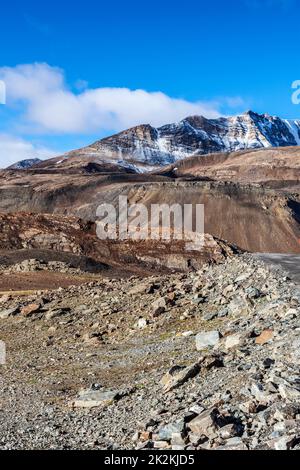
[{"left": 255, "top": 253, "right": 300, "bottom": 283}]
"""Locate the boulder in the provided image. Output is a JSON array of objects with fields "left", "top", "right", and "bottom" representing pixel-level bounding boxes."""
[
  {"left": 135, "top": 317, "right": 148, "bottom": 329},
  {"left": 21, "top": 303, "right": 41, "bottom": 318},
  {"left": 188, "top": 407, "right": 218, "bottom": 436},
  {"left": 45, "top": 307, "right": 71, "bottom": 320},
  {"left": 224, "top": 333, "right": 244, "bottom": 350},
  {"left": 152, "top": 297, "right": 167, "bottom": 317},
  {"left": 71, "top": 389, "right": 119, "bottom": 408},
  {"left": 255, "top": 329, "right": 274, "bottom": 345},
  {"left": 195, "top": 331, "right": 221, "bottom": 351},
  {"left": 162, "top": 361, "right": 203, "bottom": 393},
  {"left": 158, "top": 421, "right": 185, "bottom": 441},
  {"left": 215, "top": 437, "right": 248, "bottom": 450},
  {"left": 0, "top": 307, "right": 19, "bottom": 319}
]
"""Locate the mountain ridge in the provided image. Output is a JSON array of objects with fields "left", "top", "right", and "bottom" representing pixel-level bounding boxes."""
[
  {"left": 7, "top": 158, "right": 42, "bottom": 170},
  {"left": 8, "top": 111, "right": 300, "bottom": 172},
  {"left": 76, "top": 110, "right": 300, "bottom": 170}
]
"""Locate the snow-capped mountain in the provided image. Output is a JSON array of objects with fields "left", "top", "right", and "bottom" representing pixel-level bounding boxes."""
[
  {"left": 7, "top": 158, "right": 42, "bottom": 170},
  {"left": 28, "top": 111, "right": 300, "bottom": 173},
  {"left": 63, "top": 111, "right": 300, "bottom": 171}
]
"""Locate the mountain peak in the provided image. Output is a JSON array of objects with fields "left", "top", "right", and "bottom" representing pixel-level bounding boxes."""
[
  {"left": 7, "top": 158, "right": 42, "bottom": 170},
  {"left": 241, "top": 110, "right": 264, "bottom": 119}
]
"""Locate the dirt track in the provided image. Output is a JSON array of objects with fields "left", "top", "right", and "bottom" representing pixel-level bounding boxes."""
[
  {"left": 255, "top": 253, "right": 300, "bottom": 284},
  {"left": 0, "top": 271, "right": 100, "bottom": 292}
]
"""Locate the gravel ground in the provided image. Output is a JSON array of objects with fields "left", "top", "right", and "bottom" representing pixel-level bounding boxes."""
[{"left": 1, "top": 254, "right": 300, "bottom": 450}]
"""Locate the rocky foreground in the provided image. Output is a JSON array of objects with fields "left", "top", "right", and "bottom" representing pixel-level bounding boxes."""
[{"left": 1, "top": 254, "right": 300, "bottom": 450}]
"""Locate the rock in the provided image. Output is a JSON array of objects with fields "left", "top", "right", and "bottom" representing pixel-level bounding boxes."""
[
  {"left": 160, "top": 366, "right": 185, "bottom": 386},
  {"left": 202, "top": 354, "right": 224, "bottom": 370},
  {"left": 135, "top": 318, "right": 148, "bottom": 329},
  {"left": 1, "top": 252, "right": 300, "bottom": 449},
  {"left": 158, "top": 421, "right": 185, "bottom": 441},
  {"left": 188, "top": 433, "right": 202, "bottom": 445},
  {"left": 189, "top": 404, "right": 205, "bottom": 415},
  {"left": 227, "top": 297, "right": 248, "bottom": 316},
  {"left": 162, "top": 361, "right": 203, "bottom": 393},
  {"left": 223, "top": 333, "right": 244, "bottom": 350},
  {"left": 135, "top": 441, "right": 152, "bottom": 450},
  {"left": 218, "top": 423, "right": 240, "bottom": 439},
  {"left": 128, "top": 283, "right": 154, "bottom": 296},
  {"left": 255, "top": 329, "right": 274, "bottom": 345},
  {"left": 0, "top": 307, "right": 19, "bottom": 319},
  {"left": 45, "top": 307, "right": 71, "bottom": 320},
  {"left": 132, "top": 432, "right": 140, "bottom": 443},
  {"left": 181, "top": 331, "right": 194, "bottom": 337},
  {"left": 188, "top": 407, "right": 218, "bottom": 436},
  {"left": 245, "top": 287, "right": 262, "bottom": 299},
  {"left": 222, "top": 284, "right": 234, "bottom": 297},
  {"left": 195, "top": 331, "right": 221, "bottom": 351},
  {"left": 239, "top": 400, "right": 257, "bottom": 414},
  {"left": 71, "top": 389, "right": 119, "bottom": 408},
  {"left": 218, "top": 308, "right": 229, "bottom": 318},
  {"left": 215, "top": 437, "right": 247, "bottom": 450},
  {"left": 284, "top": 308, "right": 298, "bottom": 318},
  {"left": 139, "top": 431, "right": 152, "bottom": 442},
  {"left": 83, "top": 332, "right": 104, "bottom": 346},
  {"left": 203, "top": 311, "right": 218, "bottom": 321},
  {"left": 0, "top": 295, "right": 10, "bottom": 303},
  {"left": 171, "top": 432, "right": 186, "bottom": 446},
  {"left": 153, "top": 441, "right": 170, "bottom": 449},
  {"left": 152, "top": 297, "right": 167, "bottom": 317},
  {"left": 21, "top": 303, "right": 41, "bottom": 318},
  {"left": 278, "top": 384, "right": 300, "bottom": 401},
  {"left": 249, "top": 383, "right": 275, "bottom": 404},
  {"left": 263, "top": 358, "right": 275, "bottom": 369},
  {"left": 268, "top": 435, "right": 296, "bottom": 450}
]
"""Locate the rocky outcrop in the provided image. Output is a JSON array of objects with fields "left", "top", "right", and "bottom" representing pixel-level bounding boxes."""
[{"left": 0, "top": 212, "right": 239, "bottom": 274}]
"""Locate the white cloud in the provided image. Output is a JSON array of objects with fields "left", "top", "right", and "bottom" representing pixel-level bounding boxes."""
[
  {"left": 0, "top": 63, "right": 244, "bottom": 135},
  {"left": 0, "top": 133, "right": 58, "bottom": 168},
  {"left": 0, "top": 63, "right": 247, "bottom": 168}
]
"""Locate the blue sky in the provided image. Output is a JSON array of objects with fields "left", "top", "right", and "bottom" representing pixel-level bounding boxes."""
[{"left": 0, "top": 0, "right": 299, "bottom": 166}]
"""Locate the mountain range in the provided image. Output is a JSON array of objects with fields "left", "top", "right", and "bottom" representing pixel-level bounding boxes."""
[{"left": 12, "top": 110, "right": 299, "bottom": 173}]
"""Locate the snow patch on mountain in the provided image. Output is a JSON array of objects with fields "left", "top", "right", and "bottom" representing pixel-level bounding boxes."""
[
  {"left": 32, "top": 111, "right": 300, "bottom": 174},
  {"left": 284, "top": 120, "right": 300, "bottom": 145}
]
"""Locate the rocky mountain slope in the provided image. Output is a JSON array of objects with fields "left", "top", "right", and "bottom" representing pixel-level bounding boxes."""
[
  {"left": 159, "top": 146, "right": 300, "bottom": 190},
  {"left": 1, "top": 254, "right": 300, "bottom": 449},
  {"left": 7, "top": 158, "right": 42, "bottom": 170},
  {"left": 37, "top": 111, "right": 300, "bottom": 172},
  {"left": 1, "top": 146, "right": 300, "bottom": 254}
]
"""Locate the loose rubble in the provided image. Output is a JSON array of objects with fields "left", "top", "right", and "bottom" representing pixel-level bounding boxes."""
[
  {"left": 1, "top": 253, "right": 300, "bottom": 450},
  {"left": 0, "top": 259, "right": 84, "bottom": 275}
]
